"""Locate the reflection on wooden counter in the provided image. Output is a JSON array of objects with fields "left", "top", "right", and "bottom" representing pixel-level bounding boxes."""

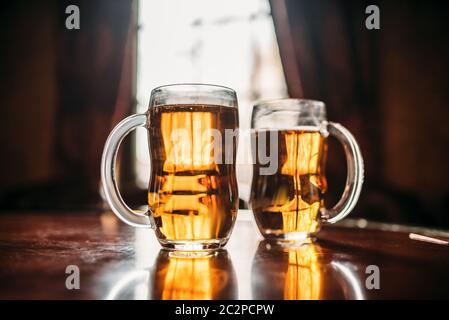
[
  {"left": 252, "top": 242, "right": 322, "bottom": 300},
  {"left": 0, "top": 210, "right": 449, "bottom": 299},
  {"left": 151, "top": 250, "right": 237, "bottom": 300},
  {"left": 252, "top": 241, "right": 368, "bottom": 300}
]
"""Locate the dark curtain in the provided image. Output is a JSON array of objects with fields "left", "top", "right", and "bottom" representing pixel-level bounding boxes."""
[
  {"left": 0, "top": 0, "right": 135, "bottom": 209},
  {"left": 270, "top": 0, "right": 449, "bottom": 226},
  {"left": 54, "top": 0, "right": 135, "bottom": 208}
]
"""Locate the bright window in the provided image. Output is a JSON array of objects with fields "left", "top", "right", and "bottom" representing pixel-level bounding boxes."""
[{"left": 136, "top": 0, "right": 287, "bottom": 200}]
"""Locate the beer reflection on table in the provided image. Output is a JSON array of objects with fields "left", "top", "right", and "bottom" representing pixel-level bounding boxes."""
[
  {"left": 150, "top": 249, "right": 238, "bottom": 300},
  {"left": 251, "top": 240, "right": 365, "bottom": 300},
  {"left": 105, "top": 249, "right": 237, "bottom": 300}
]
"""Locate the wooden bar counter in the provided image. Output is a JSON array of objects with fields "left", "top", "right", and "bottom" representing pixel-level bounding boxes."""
[{"left": 1, "top": 210, "right": 448, "bottom": 299}]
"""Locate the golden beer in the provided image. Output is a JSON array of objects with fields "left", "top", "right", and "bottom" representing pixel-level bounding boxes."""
[
  {"left": 250, "top": 129, "right": 327, "bottom": 238},
  {"left": 148, "top": 104, "right": 239, "bottom": 243}
]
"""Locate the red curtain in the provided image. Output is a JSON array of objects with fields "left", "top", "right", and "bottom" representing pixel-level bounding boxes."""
[
  {"left": 0, "top": 0, "right": 135, "bottom": 209},
  {"left": 270, "top": 0, "right": 449, "bottom": 226},
  {"left": 54, "top": 0, "right": 135, "bottom": 207}
]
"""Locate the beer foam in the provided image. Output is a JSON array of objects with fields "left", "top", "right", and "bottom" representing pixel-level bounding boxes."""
[{"left": 253, "top": 125, "right": 322, "bottom": 132}]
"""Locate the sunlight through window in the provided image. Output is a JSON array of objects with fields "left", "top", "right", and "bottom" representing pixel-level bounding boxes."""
[{"left": 136, "top": 0, "right": 287, "bottom": 200}]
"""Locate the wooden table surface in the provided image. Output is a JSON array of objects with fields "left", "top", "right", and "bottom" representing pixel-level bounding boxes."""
[{"left": 1, "top": 210, "right": 449, "bottom": 300}]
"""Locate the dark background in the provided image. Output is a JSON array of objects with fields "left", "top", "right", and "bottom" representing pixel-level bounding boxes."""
[{"left": 0, "top": 0, "right": 448, "bottom": 228}]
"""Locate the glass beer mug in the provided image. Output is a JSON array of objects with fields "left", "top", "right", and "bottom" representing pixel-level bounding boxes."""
[
  {"left": 249, "top": 99, "right": 363, "bottom": 242},
  {"left": 101, "top": 84, "right": 239, "bottom": 251}
]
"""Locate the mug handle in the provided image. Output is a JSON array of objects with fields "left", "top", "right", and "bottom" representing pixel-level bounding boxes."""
[
  {"left": 321, "top": 122, "right": 364, "bottom": 224},
  {"left": 101, "top": 113, "right": 153, "bottom": 228}
]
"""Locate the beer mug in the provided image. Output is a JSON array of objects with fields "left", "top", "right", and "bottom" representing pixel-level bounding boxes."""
[
  {"left": 101, "top": 84, "right": 239, "bottom": 251},
  {"left": 249, "top": 99, "right": 363, "bottom": 241}
]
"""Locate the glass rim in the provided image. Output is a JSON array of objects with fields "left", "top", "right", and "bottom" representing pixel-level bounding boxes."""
[
  {"left": 150, "top": 83, "right": 236, "bottom": 95},
  {"left": 251, "top": 98, "right": 327, "bottom": 129},
  {"left": 254, "top": 98, "right": 326, "bottom": 111},
  {"left": 149, "top": 83, "right": 238, "bottom": 108}
]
